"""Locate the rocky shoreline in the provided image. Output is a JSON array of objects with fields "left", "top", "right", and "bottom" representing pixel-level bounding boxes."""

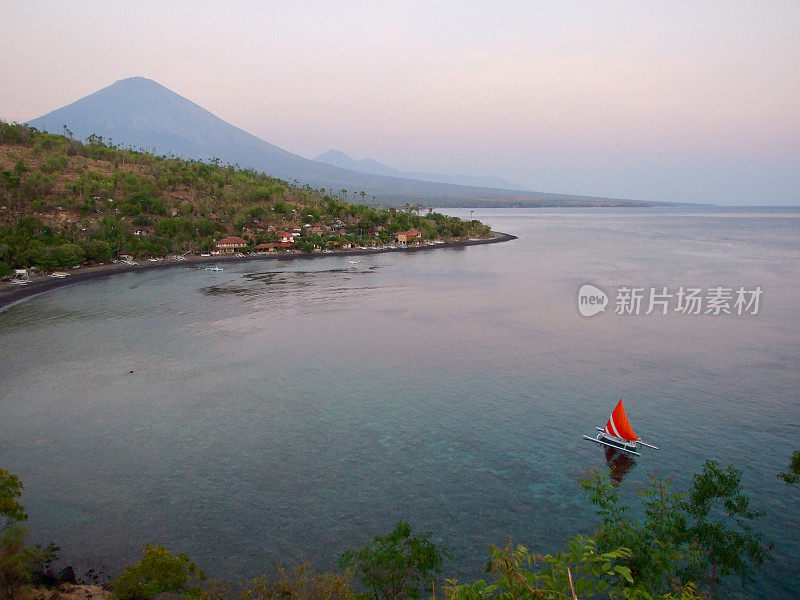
[{"left": 0, "top": 231, "right": 516, "bottom": 310}]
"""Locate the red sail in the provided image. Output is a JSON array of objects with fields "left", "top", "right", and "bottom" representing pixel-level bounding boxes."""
[{"left": 604, "top": 399, "right": 638, "bottom": 441}]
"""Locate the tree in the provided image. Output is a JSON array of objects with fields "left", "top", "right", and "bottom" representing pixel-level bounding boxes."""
[
  {"left": 0, "top": 470, "right": 57, "bottom": 600},
  {"left": 445, "top": 537, "right": 650, "bottom": 600},
  {"left": 0, "top": 525, "right": 56, "bottom": 600},
  {"left": 580, "top": 462, "right": 770, "bottom": 599},
  {"left": 208, "top": 563, "right": 359, "bottom": 600},
  {"left": 682, "top": 461, "right": 771, "bottom": 597},
  {"left": 113, "top": 544, "right": 206, "bottom": 600},
  {"left": 778, "top": 450, "right": 800, "bottom": 486},
  {"left": 339, "top": 521, "right": 449, "bottom": 600},
  {"left": 580, "top": 470, "right": 689, "bottom": 598},
  {"left": 0, "top": 469, "right": 27, "bottom": 526}
]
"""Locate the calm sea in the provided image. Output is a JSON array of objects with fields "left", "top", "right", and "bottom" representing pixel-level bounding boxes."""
[{"left": 1, "top": 207, "right": 799, "bottom": 597}]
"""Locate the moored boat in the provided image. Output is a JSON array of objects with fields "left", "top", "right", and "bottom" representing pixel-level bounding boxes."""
[{"left": 10, "top": 269, "right": 32, "bottom": 285}]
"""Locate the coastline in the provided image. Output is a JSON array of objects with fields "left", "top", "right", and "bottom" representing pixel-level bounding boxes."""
[{"left": 0, "top": 231, "right": 516, "bottom": 310}]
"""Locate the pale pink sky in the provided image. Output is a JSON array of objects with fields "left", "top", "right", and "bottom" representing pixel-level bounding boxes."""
[{"left": 2, "top": 1, "right": 798, "bottom": 204}]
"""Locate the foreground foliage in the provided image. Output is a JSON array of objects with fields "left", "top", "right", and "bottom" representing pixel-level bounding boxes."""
[
  {"left": 0, "top": 469, "right": 59, "bottom": 600},
  {"left": 0, "top": 469, "right": 27, "bottom": 525},
  {"left": 578, "top": 461, "right": 770, "bottom": 599},
  {"left": 0, "top": 456, "right": 776, "bottom": 600},
  {"left": 0, "top": 525, "right": 57, "bottom": 600},
  {"left": 208, "top": 563, "right": 359, "bottom": 600},
  {"left": 112, "top": 544, "right": 206, "bottom": 600},
  {"left": 445, "top": 537, "right": 641, "bottom": 600},
  {"left": 778, "top": 449, "right": 800, "bottom": 486},
  {"left": 340, "top": 521, "right": 450, "bottom": 600}
]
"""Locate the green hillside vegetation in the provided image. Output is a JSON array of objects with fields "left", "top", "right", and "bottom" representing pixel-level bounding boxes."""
[{"left": 0, "top": 121, "right": 491, "bottom": 275}]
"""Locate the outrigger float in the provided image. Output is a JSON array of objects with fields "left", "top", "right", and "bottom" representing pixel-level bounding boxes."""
[{"left": 583, "top": 398, "right": 658, "bottom": 457}]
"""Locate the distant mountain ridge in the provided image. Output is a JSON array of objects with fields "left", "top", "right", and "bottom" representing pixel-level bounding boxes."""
[
  {"left": 314, "top": 149, "right": 522, "bottom": 190},
  {"left": 26, "top": 77, "right": 648, "bottom": 208}
]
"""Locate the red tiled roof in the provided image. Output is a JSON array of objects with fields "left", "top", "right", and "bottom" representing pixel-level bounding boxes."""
[{"left": 217, "top": 236, "right": 248, "bottom": 245}]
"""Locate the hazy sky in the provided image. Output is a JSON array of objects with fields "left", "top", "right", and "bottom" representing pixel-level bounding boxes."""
[{"left": 2, "top": 1, "right": 798, "bottom": 204}]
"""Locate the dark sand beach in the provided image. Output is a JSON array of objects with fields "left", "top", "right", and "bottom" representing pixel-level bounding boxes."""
[{"left": 0, "top": 231, "right": 516, "bottom": 309}]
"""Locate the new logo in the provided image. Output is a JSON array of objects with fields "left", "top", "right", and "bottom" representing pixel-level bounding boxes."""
[{"left": 578, "top": 284, "right": 608, "bottom": 317}]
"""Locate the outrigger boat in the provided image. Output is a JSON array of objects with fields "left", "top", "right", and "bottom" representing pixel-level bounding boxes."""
[
  {"left": 10, "top": 269, "right": 31, "bottom": 285},
  {"left": 583, "top": 398, "right": 658, "bottom": 457}
]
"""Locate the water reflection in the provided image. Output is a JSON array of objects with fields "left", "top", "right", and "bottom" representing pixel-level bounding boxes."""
[
  {"left": 605, "top": 446, "right": 636, "bottom": 484},
  {"left": 199, "top": 267, "right": 377, "bottom": 299}
]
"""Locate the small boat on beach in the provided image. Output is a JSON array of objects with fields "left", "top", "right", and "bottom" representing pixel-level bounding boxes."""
[
  {"left": 10, "top": 269, "right": 31, "bottom": 285},
  {"left": 583, "top": 398, "right": 658, "bottom": 457},
  {"left": 50, "top": 272, "right": 69, "bottom": 278}
]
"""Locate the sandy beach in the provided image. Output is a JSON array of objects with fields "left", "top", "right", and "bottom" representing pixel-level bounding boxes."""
[{"left": 0, "top": 231, "right": 516, "bottom": 310}]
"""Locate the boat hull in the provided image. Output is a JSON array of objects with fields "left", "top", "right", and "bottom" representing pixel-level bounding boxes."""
[{"left": 583, "top": 433, "right": 642, "bottom": 456}]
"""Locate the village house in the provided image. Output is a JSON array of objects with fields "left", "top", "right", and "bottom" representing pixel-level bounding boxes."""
[
  {"left": 395, "top": 229, "right": 422, "bottom": 244},
  {"left": 278, "top": 231, "right": 296, "bottom": 243},
  {"left": 216, "top": 236, "right": 248, "bottom": 253}
]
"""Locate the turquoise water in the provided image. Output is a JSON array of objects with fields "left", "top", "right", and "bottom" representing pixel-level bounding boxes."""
[{"left": 1, "top": 207, "right": 799, "bottom": 596}]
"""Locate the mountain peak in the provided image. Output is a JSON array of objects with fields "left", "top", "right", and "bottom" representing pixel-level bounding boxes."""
[
  {"left": 316, "top": 149, "right": 351, "bottom": 161},
  {"left": 110, "top": 76, "right": 165, "bottom": 90},
  {"left": 26, "top": 76, "right": 293, "bottom": 160}
]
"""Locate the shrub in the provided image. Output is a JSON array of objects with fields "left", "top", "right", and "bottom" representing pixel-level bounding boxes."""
[
  {"left": 209, "top": 563, "right": 358, "bottom": 600},
  {"left": 113, "top": 544, "right": 206, "bottom": 600},
  {"left": 579, "top": 463, "right": 771, "bottom": 599},
  {"left": 779, "top": 449, "right": 800, "bottom": 485},
  {"left": 340, "top": 521, "right": 449, "bottom": 600},
  {"left": 81, "top": 239, "right": 113, "bottom": 263},
  {"left": 444, "top": 537, "right": 644, "bottom": 600},
  {"left": 41, "top": 152, "right": 69, "bottom": 173},
  {"left": 0, "top": 469, "right": 27, "bottom": 524},
  {"left": 0, "top": 469, "right": 58, "bottom": 600},
  {"left": 0, "top": 525, "right": 57, "bottom": 600}
]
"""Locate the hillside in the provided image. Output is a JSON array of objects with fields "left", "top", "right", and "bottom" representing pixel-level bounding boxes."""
[
  {"left": 0, "top": 122, "right": 491, "bottom": 275},
  {"left": 26, "top": 77, "right": 649, "bottom": 208}
]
